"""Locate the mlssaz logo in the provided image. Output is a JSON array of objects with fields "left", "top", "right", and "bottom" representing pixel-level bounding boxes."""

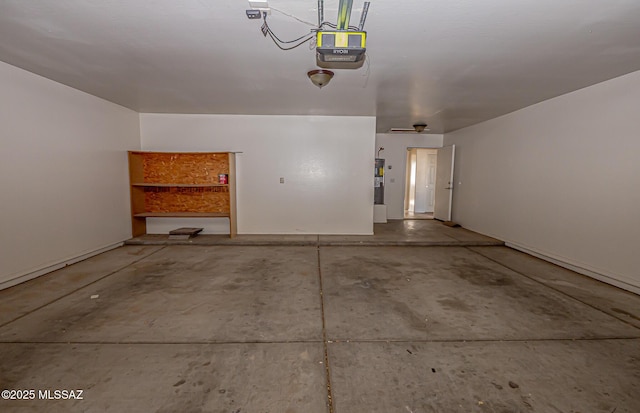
[
  {"left": 39, "top": 390, "right": 84, "bottom": 400},
  {"left": 332, "top": 49, "right": 349, "bottom": 54}
]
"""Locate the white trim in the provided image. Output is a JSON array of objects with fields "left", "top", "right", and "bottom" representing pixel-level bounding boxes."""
[
  {"left": 505, "top": 242, "right": 640, "bottom": 295},
  {"left": 0, "top": 242, "right": 124, "bottom": 291},
  {"left": 447, "top": 145, "right": 455, "bottom": 222}
]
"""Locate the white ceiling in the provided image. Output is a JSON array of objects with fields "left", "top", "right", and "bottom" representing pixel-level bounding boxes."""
[{"left": 1, "top": 0, "right": 640, "bottom": 133}]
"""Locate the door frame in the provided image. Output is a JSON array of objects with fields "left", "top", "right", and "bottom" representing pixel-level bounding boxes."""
[
  {"left": 433, "top": 145, "right": 456, "bottom": 222},
  {"left": 402, "top": 146, "right": 441, "bottom": 219}
]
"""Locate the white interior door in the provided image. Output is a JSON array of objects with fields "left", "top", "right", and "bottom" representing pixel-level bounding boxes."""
[
  {"left": 426, "top": 153, "right": 437, "bottom": 212},
  {"left": 414, "top": 149, "right": 428, "bottom": 213},
  {"left": 434, "top": 145, "right": 455, "bottom": 221},
  {"left": 406, "top": 150, "right": 417, "bottom": 212}
]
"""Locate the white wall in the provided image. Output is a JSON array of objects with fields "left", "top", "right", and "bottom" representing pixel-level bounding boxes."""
[
  {"left": 0, "top": 61, "right": 140, "bottom": 288},
  {"left": 445, "top": 70, "right": 640, "bottom": 293},
  {"left": 140, "top": 114, "right": 376, "bottom": 235},
  {"left": 375, "top": 134, "right": 444, "bottom": 219}
]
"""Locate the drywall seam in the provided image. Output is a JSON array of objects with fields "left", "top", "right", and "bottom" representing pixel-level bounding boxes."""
[{"left": 0, "top": 242, "right": 123, "bottom": 291}]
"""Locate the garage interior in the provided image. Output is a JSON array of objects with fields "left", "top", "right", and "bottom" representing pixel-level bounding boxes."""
[{"left": 1, "top": 1, "right": 640, "bottom": 412}]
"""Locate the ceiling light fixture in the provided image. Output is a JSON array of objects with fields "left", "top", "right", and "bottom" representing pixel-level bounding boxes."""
[
  {"left": 307, "top": 69, "right": 334, "bottom": 88},
  {"left": 413, "top": 122, "right": 428, "bottom": 133}
]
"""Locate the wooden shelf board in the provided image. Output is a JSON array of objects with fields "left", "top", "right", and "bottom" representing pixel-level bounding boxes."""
[
  {"left": 134, "top": 212, "right": 230, "bottom": 218},
  {"left": 132, "top": 183, "right": 228, "bottom": 188},
  {"left": 129, "top": 151, "right": 234, "bottom": 155}
]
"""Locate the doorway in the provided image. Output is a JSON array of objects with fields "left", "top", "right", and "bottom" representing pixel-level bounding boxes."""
[{"left": 404, "top": 148, "right": 438, "bottom": 219}]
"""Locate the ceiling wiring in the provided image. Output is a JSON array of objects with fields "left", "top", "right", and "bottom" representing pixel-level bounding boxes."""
[
  {"left": 362, "top": 53, "right": 371, "bottom": 88},
  {"left": 264, "top": 16, "right": 315, "bottom": 43},
  {"left": 258, "top": 10, "right": 360, "bottom": 51},
  {"left": 320, "top": 21, "right": 359, "bottom": 31},
  {"left": 262, "top": 13, "right": 316, "bottom": 50},
  {"left": 266, "top": 31, "right": 314, "bottom": 50}
]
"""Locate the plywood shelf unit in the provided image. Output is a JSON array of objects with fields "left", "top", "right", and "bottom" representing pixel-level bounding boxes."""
[{"left": 128, "top": 151, "right": 237, "bottom": 238}]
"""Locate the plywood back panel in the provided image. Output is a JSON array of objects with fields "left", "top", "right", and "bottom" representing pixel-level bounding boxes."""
[
  {"left": 142, "top": 153, "right": 229, "bottom": 184},
  {"left": 145, "top": 191, "right": 230, "bottom": 213}
]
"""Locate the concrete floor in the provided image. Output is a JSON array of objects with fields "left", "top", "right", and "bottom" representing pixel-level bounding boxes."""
[{"left": 1, "top": 221, "right": 639, "bottom": 412}]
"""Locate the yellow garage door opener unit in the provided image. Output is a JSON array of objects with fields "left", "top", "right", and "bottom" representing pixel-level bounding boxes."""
[
  {"left": 316, "top": 30, "right": 366, "bottom": 69},
  {"left": 316, "top": 0, "right": 369, "bottom": 69}
]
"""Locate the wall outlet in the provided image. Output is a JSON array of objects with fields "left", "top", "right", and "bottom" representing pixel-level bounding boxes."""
[{"left": 280, "top": 177, "right": 285, "bottom": 184}]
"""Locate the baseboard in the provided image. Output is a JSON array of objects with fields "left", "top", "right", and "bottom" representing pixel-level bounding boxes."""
[
  {"left": 505, "top": 242, "right": 640, "bottom": 295},
  {"left": 0, "top": 242, "right": 124, "bottom": 291}
]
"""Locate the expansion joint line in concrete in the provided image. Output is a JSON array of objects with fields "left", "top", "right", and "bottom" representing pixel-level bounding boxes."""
[
  {"left": 316, "top": 246, "right": 335, "bottom": 413},
  {"left": 0, "top": 246, "right": 168, "bottom": 330},
  {"left": 320, "top": 337, "right": 640, "bottom": 344},
  {"left": 0, "top": 340, "right": 328, "bottom": 345},
  {"left": 3, "top": 337, "right": 639, "bottom": 346},
  {"left": 466, "top": 247, "right": 640, "bottom": 332}
]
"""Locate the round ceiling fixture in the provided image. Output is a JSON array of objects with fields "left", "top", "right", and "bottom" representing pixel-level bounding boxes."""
[
  {"left": 413, "top": 122, "right": 428, "bottom": 133},
  {"left": 307, "top": 69, "right": 334, "bottom": 89}
]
